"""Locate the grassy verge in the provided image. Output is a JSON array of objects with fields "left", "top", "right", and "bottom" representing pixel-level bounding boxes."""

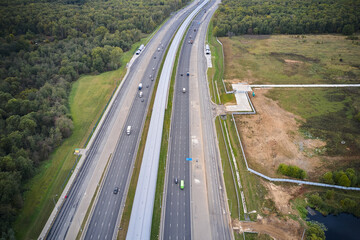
[
  {"left": 206, "top": 21, "right": 236, "bottom": 104},
  {"left": 13, "top": 34, "right": 150, "bottom": 240},
  {"left": 225, "top": 115, "right": 269, "bottom": 219},
  {"left": 215, "top": 117, "right": 241, "bottom": 219}
]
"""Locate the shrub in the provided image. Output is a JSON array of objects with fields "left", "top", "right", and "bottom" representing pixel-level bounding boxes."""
[
  {"left": 321, "top": 172, "right": 334, "bottom": 184},
  {"left": 277, "top": 163, "right": 307, "bottom": 179},
  {"left": 306, "top": 221, "right": 326, "bottom": 240}
]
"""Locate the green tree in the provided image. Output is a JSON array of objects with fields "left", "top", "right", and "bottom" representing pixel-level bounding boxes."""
[
  {"left": 322, "top": 172, "right": 334, "bottom": 184},
  {"left": 338, "top": 174, "right": 351, "bottom": 187},
  {"left": 340, "top": 198, "right": 356, "bottom": 211},
  {"left": 109, "top": 47, "right": 123, "bottom": 70},
  {"left": 94, "top": 26, "right": 109, "bottom": 37},
  {"left": 306, "top": 221, "right": 326, "bottom": 240},
  {"left": 325, "top": 190, "right": 334, "bottom": 200},
  {"left": 342, "top": 24, "right": 354, "bottom": 35}
]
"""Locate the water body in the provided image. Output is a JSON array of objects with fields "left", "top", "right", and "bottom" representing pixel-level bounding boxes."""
[{"left": 307, "top": 209, "right": 360, "bottom": 240}]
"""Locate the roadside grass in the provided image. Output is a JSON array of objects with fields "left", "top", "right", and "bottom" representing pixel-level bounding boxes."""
[
  {"left": 13, "top": 35, "right": 149, "bottom": 240},
  {"left": 215, "top": 117, "right": 241, "bottom": 219},
  {"left": 266, "top": 88, "right": 360, "bottom": 157},
  {"left": 243, "top": 232, "right": 273, "bottom": 240},
  {"left": 207, "top": 21, "right": 235, "bottom": 104},
  {"left": 224, "top": 115, "right": 269, "bottom": 219},
  {"left": 220, "top": 34, "right": 360, "bottom": 84}
]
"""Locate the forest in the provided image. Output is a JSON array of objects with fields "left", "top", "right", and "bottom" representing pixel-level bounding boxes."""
[
  {"left": 0, "top": 0, "right": 189, "bottom": 235},
  {"left": 212, "top": 0, "right": 360, "bottom": 36}
]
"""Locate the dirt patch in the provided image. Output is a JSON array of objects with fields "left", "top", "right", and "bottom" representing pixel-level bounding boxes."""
[
  {"left": 262, "top": 181, "right": 302, "bottom": 215},
  {"left": 284, "top": 59, "right": 303, "bottom": 64},
  {"left": 270, "top": 52, "right": 319, "bottom": 63},
  {"left": 235, "top": 89, "right": 326, "bottom": 180},
  {"left": 233, "top": 216, "right": 303, "bottom": 240},
  {"left": 224, "top": 69, "right": 259, "bottom": 84}
]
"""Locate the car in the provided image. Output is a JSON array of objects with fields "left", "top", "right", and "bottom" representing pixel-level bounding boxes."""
[
  {"left": 113, "top": 187, "right": 119, "bottom": 194},
  {"left": 182, "top": 88, "right": 186, "bottom": 93},
  {"left": 174, "top": 178, "right": 178, "bottom": 184}
]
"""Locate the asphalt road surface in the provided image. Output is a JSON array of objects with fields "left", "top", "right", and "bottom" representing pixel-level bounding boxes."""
[
  {"left": 83, "top": 3, "right": 205, "bottom": 240},
  {"left": 162, "top": 0, "right": 218, "bottom": 239},
  {"left": 194, "top": 1, "right": 233, "bottom": 238},
  {"left": 44, "top": 2, "right": 200, "bottom": 240}
]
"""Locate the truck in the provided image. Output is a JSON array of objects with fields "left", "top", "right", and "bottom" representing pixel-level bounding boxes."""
[
  {"left": 126, "top": 126, "right": 131, "bottom": 135},
  {"left": 138, "top": 83, "right": 143, "bottom": 90},
  {"left": 135, "top": 44, "right": 145, "bottom": 55}
]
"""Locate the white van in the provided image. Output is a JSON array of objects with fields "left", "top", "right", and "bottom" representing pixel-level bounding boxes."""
[
  {"left": 139, "top": 91, "right": 143, "bottom": 98},
  {"left": 126, "top": 126, "right": 131, "bottom": 135}
]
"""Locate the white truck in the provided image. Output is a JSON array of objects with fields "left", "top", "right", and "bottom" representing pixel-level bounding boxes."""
[
  {"left": 138, "top": 83, "right": 143, "bottom": 90},
  {"left": 126, "top": 126, "right": 131, "bottom": 135}
]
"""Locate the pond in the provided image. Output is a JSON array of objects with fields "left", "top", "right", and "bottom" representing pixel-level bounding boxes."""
[{"left": 307, "top": 209, "right": 360, "bottom": 240}]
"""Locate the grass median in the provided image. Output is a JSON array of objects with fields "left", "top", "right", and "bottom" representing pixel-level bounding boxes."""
[
  {"left": 215, "top": 117, "right": 241, "bottom": 219},
  {"left": 206, "top": 21, "right": 235, "bottom": 104}
]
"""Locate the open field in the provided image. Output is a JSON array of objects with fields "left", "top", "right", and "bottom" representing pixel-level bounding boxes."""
[
  {"left": 214, "top": 34, "right": 360, "bottom": 239},
  {"left": 13, "top": 40, "right": 144, "bottom": 239},
  {"left": 221, "top": 35, "right": 360, "bottom": 85},
  {"left": 235, "top": 88, "right": 360, "bottom": 181}
]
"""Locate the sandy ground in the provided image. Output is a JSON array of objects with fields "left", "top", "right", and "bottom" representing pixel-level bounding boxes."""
[
  {"left": 232, "top": 180, "right": 307, "bottom": 239},
  {"left": 235, "top": 89, "right": 326, "bottom": 179},
  {"left": 233, "top": 216, "right": 304, "bottom": 240}
]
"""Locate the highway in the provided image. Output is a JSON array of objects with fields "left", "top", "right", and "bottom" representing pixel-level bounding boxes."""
[
  {"left": 162, "top": 0, "right": 232, "bottom": 239},
  {"left": 193, "top": 0, "right": 233, "bottom": 238},
  {"left": 83, "top": 2, "right": 205, "bottom": 240},
  {"left": 162, "top": 3, "right": 210, "bottom": 239},
  {"left": 43, "top": 2, "right": 201, "bottom": 239}
]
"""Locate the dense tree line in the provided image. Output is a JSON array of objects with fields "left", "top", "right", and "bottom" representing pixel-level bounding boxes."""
[
  {"left": 321, "top": 168, "right": 360, "bottom": 187},
  {"left": 0, "top": 0, "right": 190, "bottom": 234},
  {"left": 212, "top": 0, "right": 360, "bottom": 36}
]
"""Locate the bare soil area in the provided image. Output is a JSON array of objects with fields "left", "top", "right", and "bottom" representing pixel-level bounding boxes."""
[
  {"left": 233, "top": 215, "right": 303, "bottom": 240},
  {"left": 235, "top": 89, "right": 327, "bottom": 180},
  {"left": 262, "top": 181, "right": 302, "bottom": 215}
]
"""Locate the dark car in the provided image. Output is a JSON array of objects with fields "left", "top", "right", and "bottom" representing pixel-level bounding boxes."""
[
  {"left": 113, "top": 187, "right": 119, "bottom": 194},
  {"left": 174, "top": 178, "right": 178, "bottom": 184}
]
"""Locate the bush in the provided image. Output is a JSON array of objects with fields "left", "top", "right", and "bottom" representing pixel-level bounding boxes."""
[
  {"left": 321, "top": 168, "right": 360, "bottom": 187},
  {"left": 277, "top": 163, "right": 307, "bottom": 179},
  {"left": 309, "top": 193, "right": 324, "bottom": 209},
  {"left": 321, "top": 172, "right": 334, "bottom": 184},
  {"left": 306, "top": 221, "right": 326, "bottom": 240}
]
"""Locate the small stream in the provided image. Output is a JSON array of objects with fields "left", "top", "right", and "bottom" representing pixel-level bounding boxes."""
[{"left": 307, "top": 209, "right": 360, "bottom": 239}]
